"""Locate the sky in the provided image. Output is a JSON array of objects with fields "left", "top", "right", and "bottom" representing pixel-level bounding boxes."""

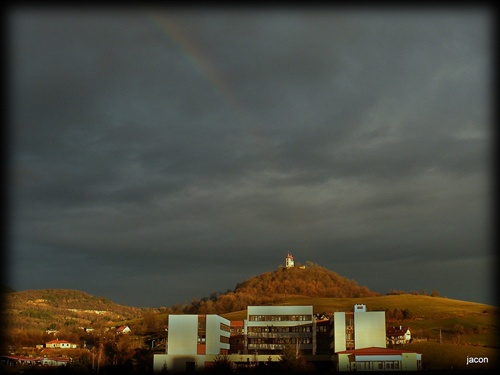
[{"left": 7, "top": 7, "right": 494, "bottom": 308}]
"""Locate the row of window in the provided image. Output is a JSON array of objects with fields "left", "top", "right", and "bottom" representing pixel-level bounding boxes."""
[
  {"left": 230, "top": 327, "right": 244, "bottom": 334},
  {"left": 248, "top": 325, "right": 312, "bottom": 333},
  {"left": 220, "top": 323, "right": 230, "bottom": 332},
  {"left": 248, "top": 314, "right": 312, "bottom": 322},
  {"left": 353, "top": 361, "right": 400, "bottom": 370},
  {"left": 248, "top": 337, "right": 312, "bottom": 345},
  {"left": 317, "top": 325, "right": 329, "bottom": 332}
]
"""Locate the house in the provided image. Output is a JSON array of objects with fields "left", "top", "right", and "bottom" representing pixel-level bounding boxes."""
[
  {"left": 116, "top": 325, "right": 131, "bottom": 334},
  {"left": 0, "top": 355, "right": 41, "bottom": 366},
  {"left": 42, "top": 357, "right": 71, "bottom": 366},
  {"left": 0, "top": 354, "right": 70, "bottom": 367},
  {"left": 45, "top": 339, "right": 77, "bottom": 349},
  {"left": 387, "top": 326, "right": 412, "bottom": 345}
]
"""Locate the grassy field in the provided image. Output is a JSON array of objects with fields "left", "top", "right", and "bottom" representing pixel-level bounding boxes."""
[
  {"left": 405, "top": 341, "right": 499, "bottom": 370},
  {"left": 223, "top": 294, "right": 496, "bottom": 319}
]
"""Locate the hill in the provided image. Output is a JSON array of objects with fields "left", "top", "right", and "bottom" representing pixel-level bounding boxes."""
[
  {"left": 179, "top": 262, "right": 379, "bottom": 314},
  {"left": 3, "top": 288, "right": 150, "bottom": 332}
]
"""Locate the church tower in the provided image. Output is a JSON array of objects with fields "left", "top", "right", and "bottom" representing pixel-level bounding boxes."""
[{"left": 285, "top": 253, "right": 295, "bottom": 269}]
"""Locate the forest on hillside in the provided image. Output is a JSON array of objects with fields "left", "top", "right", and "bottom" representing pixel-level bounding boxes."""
[{"left": 177, "top": 262, "right": 379, "bottom": 314}]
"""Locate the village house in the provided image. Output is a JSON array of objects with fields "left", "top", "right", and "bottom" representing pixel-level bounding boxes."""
[
  {"left": 386, "top": 326, "right": 412, "bottom": 345},
  {"left": 45, "top": 339, "right": 78, "bottom": 349},
  {"left": 116, "top": 325, "right": 131, "bottom": 334}
]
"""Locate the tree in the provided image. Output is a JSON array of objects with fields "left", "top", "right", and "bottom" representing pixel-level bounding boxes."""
[
  {"left": 205, "top": 354, "right": 234, "bottom": 373},
  {"left": 430, "top": 289, "right": 440, "bottom": 297},
  {"left": 278, "top": 341, "right": 308, "bottom": 372},
  {"left": 143, "top": 311, "right": 160, "bottom": 334}
]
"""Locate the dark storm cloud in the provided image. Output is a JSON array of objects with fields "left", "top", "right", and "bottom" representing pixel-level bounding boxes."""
[{"left": 8, "top": 7, "right": 493, "bottom": 307}]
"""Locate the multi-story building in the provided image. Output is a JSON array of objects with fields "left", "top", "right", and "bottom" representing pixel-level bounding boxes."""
[
  {"left": 246, "top": 305, "right": 316, "bottom": 355},
  {"left": 315, "top": 317, "right": 333, "bottom": 355},
  {"left": 153, "top": 314, "right": 230, "bottom": 372},
  {"left": 229, "top": 320, "right": 246, "bottom": 354},
  {"left": 333, "top": 304, "right": 386, "bottom": 352},
  {"left": 153, "top": 304, "right": 421, "bottom": 372}
]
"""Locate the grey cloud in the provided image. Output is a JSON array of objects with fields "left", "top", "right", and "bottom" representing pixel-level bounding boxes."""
[{"left": 8, "top": 7, "right": 493, "bottom": 307}]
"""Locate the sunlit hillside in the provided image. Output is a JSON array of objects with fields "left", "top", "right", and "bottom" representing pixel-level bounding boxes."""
[
  {"left": 178, "top": 262, "right": 378, "bottom": 314},
  {"left": 4, "top": 288, "right": 150, "bottom": 331}
]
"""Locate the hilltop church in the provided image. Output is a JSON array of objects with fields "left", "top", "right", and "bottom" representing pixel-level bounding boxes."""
[{"left": 285, "top": 252, "right": 305, "bottom": 269}]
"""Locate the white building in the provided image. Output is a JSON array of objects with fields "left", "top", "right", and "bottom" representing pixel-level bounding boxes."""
[
  {"left": 335, "top": 347, "right": 422, "bottom": 371},
  {"left": 153, "top": 314, "right": 230, "bottom": 373},
  {"left": 333, "top": 305, "right": 421, "bottom": 372},
  {"left": 45, "top": 339, "right": 77, "bottom": 349},
  {"left": 333, "top": 304, "right": 386, "bottom": 353}
]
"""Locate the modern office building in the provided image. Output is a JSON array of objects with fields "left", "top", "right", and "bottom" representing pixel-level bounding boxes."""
[
  {"left": 229, "top": 320, "right": 246, "bottom": 354},
  {"left": 246, "top": 305, "right": 316, "bottom": 355},
  {"left": 333, "top": 304, "right": 386, "bottom": 352},
  {"left": 153, "top": 304, "right": 421, "bottom": 372},
  {"left": 153, "top": 314, "right": 230, "bottom": 373}
]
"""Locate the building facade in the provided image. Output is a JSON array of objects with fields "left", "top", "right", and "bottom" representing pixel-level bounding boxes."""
[
  {"left": 333, "top": 304, "right": 386, "bottom": 353},
  {"left": 229, "top": 320, "right": 246, "bottom": 354},
  {"left": 335, "top": 347, "right": 422, "bottom": 371},
  {"left": 246, "top": 305, "right": 316, "bottom": 355},
  {"left": 45, "top": 339, "right": 77, "bottom": 349},
  {"left": 153, "top": 314, "right": 230, "bottom": 372}
]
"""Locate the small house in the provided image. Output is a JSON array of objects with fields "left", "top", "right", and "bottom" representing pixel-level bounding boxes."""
[
  {"left": 45, "top": 339, "right": 77, "bottom": 349},
  {"left": 116, "top": 325, "right": 131, "bottom": 334},
  {"left": 386, "top": 326, "right": 412, "bottom": 345}
]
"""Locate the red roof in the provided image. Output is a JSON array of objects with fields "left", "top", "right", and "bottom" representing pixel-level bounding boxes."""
[
  {"left": 337, "top": 347, "right": 418, "bottom": 356},
  {"left": 386, "top": 326, "right": 410, "bottom": 335},
  {"left": 117, "top": 325, "right": 130, "bottom": 332}
]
